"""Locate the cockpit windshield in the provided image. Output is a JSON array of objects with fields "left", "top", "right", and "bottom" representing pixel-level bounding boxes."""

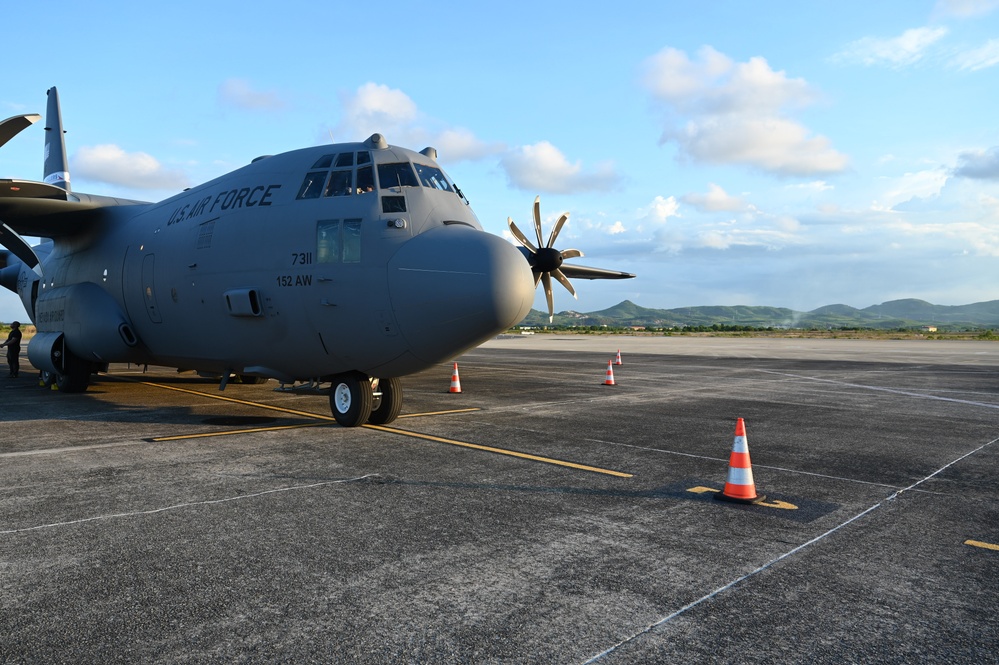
[
  {"left": 413, "top": 163, "right": 454, "bottom": 192},
  {"left": 296, "top": 154, "right": 460, "bottom": 202},
  {"left": 377, "top": 163, "right": 419, "bottom": 189}
]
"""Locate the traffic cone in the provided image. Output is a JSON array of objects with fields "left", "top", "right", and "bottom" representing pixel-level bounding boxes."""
[
  {"left": 603, "top": 360, "right": 616, "bottom": 386},
  {"left": 614, "top": 349, "right": 622, "bottom": 365},
  {"left": 449, "top": 362, "right": 462, "bottom": 393},
  {"left": 715, "top": 418, "right": 765, "bottom": 504}
]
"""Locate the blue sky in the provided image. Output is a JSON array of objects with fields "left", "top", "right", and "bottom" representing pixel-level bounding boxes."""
[{"left": 2, "top": 0, "right": 999, "bottom": 322}]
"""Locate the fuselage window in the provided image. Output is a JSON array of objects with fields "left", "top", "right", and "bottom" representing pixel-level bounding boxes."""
[
  {"left": 356, "top": 166, "right": 374, "bottom": 194},
  {"left": 325, "top": 170, "right": 353, "bottom": 197},
  {"left": 297, "top": 171, "right": 327, "bottom": 199},
  {"left": 414, "top": 164, "right": 454, "bottom": 192},
  {"left": 317, "top": 220, "right": 341, "bottom": 264},
  {"left": 312, "top": 154, "right": 336, "bottom": 169},
  {"left": 335, "top": 152, "right": 354, "bottom": 168},
  {"left": 377, "top": 162, "right": 419, "bottom": 189},
  {"left": 317, "top": 219, "right": 362, "bottom": 263},
  {"left": 343, "top": 219, "right": 362, "bottom": 263}
]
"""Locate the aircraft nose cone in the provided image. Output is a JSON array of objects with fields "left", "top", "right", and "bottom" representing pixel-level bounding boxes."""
[{"left": 388, "top": 226, "right": 535, "bottom": 364}]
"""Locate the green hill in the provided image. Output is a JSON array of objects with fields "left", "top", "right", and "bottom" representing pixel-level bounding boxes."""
[{"left": 517, "top": 299, "right": 999, "bottom": 330}]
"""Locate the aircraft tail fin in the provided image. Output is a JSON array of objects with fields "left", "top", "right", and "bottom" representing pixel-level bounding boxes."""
[{"left": 43, "top": 87, "right": 71, "bottom": 193}]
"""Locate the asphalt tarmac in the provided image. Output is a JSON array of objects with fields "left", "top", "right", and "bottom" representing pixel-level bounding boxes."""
[{"left": 2, "top": 336, "right": 998, "bottom": 663}]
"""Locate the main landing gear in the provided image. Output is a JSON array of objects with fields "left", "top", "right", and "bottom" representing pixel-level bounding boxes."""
[{"left": 329, "top": 373, "right": 402, "bottom": 427}]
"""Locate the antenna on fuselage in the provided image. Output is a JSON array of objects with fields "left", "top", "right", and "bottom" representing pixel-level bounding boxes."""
[{"left": 43, "top": 87, "right": 71, "bottom": 192}]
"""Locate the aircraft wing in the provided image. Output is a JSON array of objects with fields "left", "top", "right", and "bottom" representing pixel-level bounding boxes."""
[
  {"left": 0, "top": 180, "right": 149, "bottom": 238},
  {"left": 0, "top": 182, "right": 100, "bottom": 238}
]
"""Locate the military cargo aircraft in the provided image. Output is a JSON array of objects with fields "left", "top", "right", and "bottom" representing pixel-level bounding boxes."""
[{"left": 0, "top": 87, "right": 633, "bottom": 426}]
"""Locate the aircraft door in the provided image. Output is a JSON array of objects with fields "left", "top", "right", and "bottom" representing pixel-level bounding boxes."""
[{"left": 141, "top": 253, "right": 162, "bottom": 323}]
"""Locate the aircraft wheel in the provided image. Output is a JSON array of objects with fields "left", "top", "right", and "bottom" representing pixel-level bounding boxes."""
[
  {"left": 368, "top": 377, "right": 402, "bottom": 425},
  {"left": 238, "top": 375, "right": 267, "bottom": 385},
  {"left": 39, "top": 370, "right": 56, "bottom": 389},
  {"left": 329, "top": 372, "right": 373, "bottom": 427},
  {"left": 55, "top": 368, "right": 90, "bottom": 393}
]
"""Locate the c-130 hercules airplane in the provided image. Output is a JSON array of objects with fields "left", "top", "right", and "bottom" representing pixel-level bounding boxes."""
[{"left": 0, "top": 87, "right": 633, "bottom": 426}]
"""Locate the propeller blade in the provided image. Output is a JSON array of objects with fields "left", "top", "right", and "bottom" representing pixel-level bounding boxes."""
[
  {"left": 559, "top": 264, "right": 636, "bottom": 280},
  {"left": 541, "top": 271, "right": 554, "bottom": 322},
  {"left": 551, "top": 268, "right": 577, "bottom": 299},
  {"left": 508, "top": 217, "right": 538, "bottom": 253},
  {"left": 532, "top": 196, "right": 544, "bottom": 249},
  {"left": 546, "top": 212, "right": 569, "bottom": 249},
  {"left": 560, "top": 248, "right": 583, "bottom": 260},
  {"left": 0, "top": 114, "right": 41, "bottom": 151}
]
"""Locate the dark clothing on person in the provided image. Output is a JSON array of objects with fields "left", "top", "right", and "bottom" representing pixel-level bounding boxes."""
[{"left": 3, "top": 326, "right": 21, "bottom": 378}]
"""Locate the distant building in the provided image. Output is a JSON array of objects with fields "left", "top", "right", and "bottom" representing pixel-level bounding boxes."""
[{"left": 921, "top": 326, "right": 938, "bottom": 332}]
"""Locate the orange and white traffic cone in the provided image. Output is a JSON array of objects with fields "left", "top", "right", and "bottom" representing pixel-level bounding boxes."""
[
  {"left": 715, "top": 418, "right": 765, "bottom": 504},
  {"left": 603, "top": 359, "right": 616, "bottom": 386},
  {"left": 614, "top": 349, "right": 622, "bottom": 365},
  {"left": 449, "top": 362, "right": 462, "bottom": 393}
]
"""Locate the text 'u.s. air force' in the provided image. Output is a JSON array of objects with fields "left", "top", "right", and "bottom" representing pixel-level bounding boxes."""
[{"left": 167, "top": 184, "right": 282, "bottom": 226}]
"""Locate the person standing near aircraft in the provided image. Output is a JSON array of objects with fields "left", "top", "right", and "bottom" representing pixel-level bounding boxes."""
[{"left": 1, "top": 321, "right": 22, "bottom": 378}]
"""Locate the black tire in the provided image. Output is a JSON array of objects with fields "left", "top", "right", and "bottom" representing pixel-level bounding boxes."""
[
  {"left": 51, "top": 351, "right": 93, "bottom": 393},
  {"left": 329, "top": 372, "right": 373, "bottom": 427},
  {"left": 238, "top": 375, "right": 267, "bottom": 385},
  {"left": 367, "top": 377, "right": 403, "bottom": 425},
  {"left": 39, "top": 370, "right": 56, "bottom": 389},
  {"left": 55, "top": 367, "right": 90, "bottom": 393}
]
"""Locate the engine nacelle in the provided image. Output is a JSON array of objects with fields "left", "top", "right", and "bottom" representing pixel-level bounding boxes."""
[{"left": 33, "top": 282, "right": 143, "bottom": 363}]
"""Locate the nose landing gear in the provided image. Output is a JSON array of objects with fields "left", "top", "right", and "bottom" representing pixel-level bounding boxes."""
[{"left": 329, "top": 373, "right": 402, "bottom": 427}]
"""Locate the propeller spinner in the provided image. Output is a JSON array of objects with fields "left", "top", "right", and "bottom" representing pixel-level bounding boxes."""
[{"left": 508, "top": 196, "right": 635, "bottom": 322}]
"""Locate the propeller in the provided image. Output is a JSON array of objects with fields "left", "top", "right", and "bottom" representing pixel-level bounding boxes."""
[{"left": 508, "top": 196, "right": 635, "bottom": 322}]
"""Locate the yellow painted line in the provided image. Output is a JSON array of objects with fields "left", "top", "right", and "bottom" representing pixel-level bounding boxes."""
[
  {"left": 756, "top": 498, "right": 798, "bottom": 510},
  {"left": 140, "top": 381, "right": 337, "bottom": 421},
  {"left": 965, "top": 539, "right": 999, "bottom": 551},
  {"left": 128, "top": 378, "right": 630, "bottom": 477},
  {"left": 364, "top": 423, "right": 633, "bottom": 478},
  {"left": 686, "top": 486, "right": 797, "bottom": 509},
  {"left": 397, "top": 408, "right": 481, "bottom": 418},
  {"left": 151, "top": 422, "right": 328, "bottom": 442}
]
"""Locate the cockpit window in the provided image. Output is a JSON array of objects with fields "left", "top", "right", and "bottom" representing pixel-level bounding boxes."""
[
  {"left": 324, "top": 170, "right": 353, "bottom": 197},
  {"left": 357, "top": 151, "right": 371, "bottom": 165},
  {"left": 312, "top": 154, "right": 335, "bottom": 169},
  {"left": 414, "top": 164, "right": 454, "bottom": 192},
  {"left": 296, "top": 171, "right": 327, "bottom": 199},
  {"left": 335, "top": 152, "right": 354, "bottom": 168},
  {"left": 356, "top": 166, "right": 374, "bottom": 194},
  {"left": 377, "top": 163, "right": 419, "bottom": 189}
]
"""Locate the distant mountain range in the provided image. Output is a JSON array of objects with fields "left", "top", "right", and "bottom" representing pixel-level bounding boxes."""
[{"left": 518, "top": 299, "right": 999, "bottom": 330}]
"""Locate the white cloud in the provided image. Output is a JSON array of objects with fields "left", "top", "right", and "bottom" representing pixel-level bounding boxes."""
[
  {"left": 72, "top": 144, "right": 189, "bottom": 192},
  {"left": 217, "top": 78, "right": 287, "bottom": 111},
  {"left": 499, "top": 141, "right": 619, "bottom": 194},
  {"left": 433, "top": 128, "right": 505, "bottom": 162},
  {"left": 953, "top": 38, "right": 999, "bottom": 71},
  {"left": 335, "top": 82, "right": 418, "bottom": 140},
  {"left": 933, "top": 0, "right": 999, "bottom": 18},
  {"left": 642, "top": 46, "right": 847, "bottom": 177},
  {"left": 832, "top": 27, "right": 949, "bottom": 68},
  {"left": 954, "top": 146, "right": 999, "bottom": 179},
  {"left": 877, "top": 168, "right": 951, "bottom": 209},
  {"left": 682, "top": 183, "right": 745, "bottom": 212},
  {"left": 331, "top": 83, "right": 503, "bottom": 162},
  {"left": 639, "top": 195, "right": 681, "bottom": 224}
]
